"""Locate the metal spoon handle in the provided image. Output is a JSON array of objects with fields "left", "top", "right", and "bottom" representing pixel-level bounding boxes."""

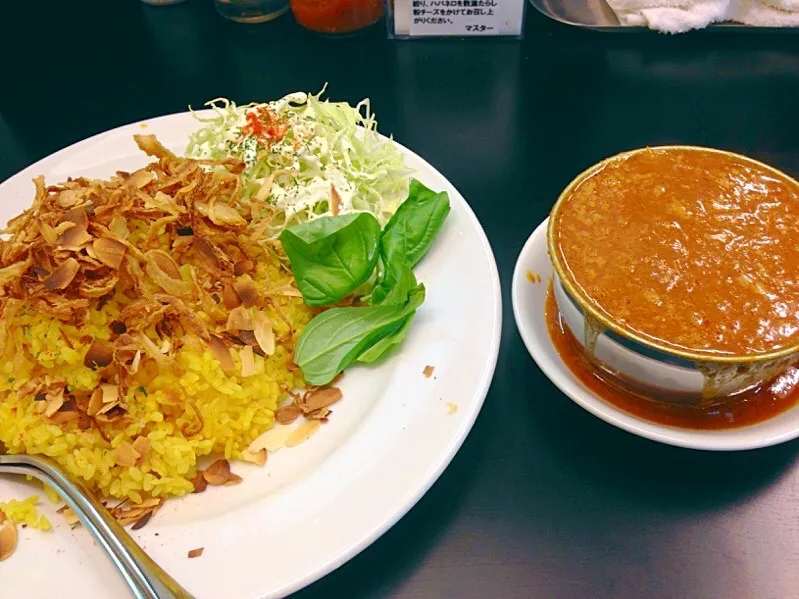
[{"left": 0, "top": 454, "right": 194, "bottom": 599}]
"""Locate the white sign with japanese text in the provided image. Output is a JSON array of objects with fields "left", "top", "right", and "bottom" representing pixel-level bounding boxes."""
[{"left": 392, "top": 0, "right": 525, "bottom": 37}]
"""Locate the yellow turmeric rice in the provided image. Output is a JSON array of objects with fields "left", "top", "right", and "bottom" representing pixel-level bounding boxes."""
[
  {"left": 0, "top": 135, "right": 313, "bottom": 508},
  {"left": 0, "top": 496, "right": 51, "bottom": 531}
]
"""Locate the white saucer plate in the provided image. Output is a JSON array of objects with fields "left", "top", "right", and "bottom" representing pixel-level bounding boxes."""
[{"left": 511, "top": 218, "right": 799, "bottom": 451}]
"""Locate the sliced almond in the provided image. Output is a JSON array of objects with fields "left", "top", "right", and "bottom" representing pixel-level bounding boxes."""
[
  {"left": 275, "top": 404, "right": 302, "bottom": 425},
  {"left": 207, "top": 335, "right": 235, "bottom": 372},
  {"left": 247, "top": 426, "right": 293, "bottom": 454},
  {"left": 126, "top": 168, "right": 153, "bottom": 189},
  {"left": 0, "top": 518, "right": 18, "bottom": 562},
  {"left": 226, "top": 306, "right": 252, "bottom": 332},
  {"left": 62, "top": 206, "right": 89, "bottom": 229},
  {"left": 84, "top": 242, "right": 99, "bottom": 261},
  {"left": 129, "top": 350, "right": 142, "bottom": 375},
  {"left": 56, "top": 189, "right": 83, "bottom": 208},
  {"left": 53, "top": 221, "right": 74, "bottom": 237},
  {"left": 234, "top": 260, "right": 254, "bottom": 276},
  {"left": 147, "top": 249, "right": 181, "bottom": 279},
  {"left": 44, "top": 258, "right": 79, "bottom": 291},
  {"left": 239, "top": 345, "right": 256, "bottom": 377},
  {"left": 286, "top": 420, "right": 322, "bottom": 448},
  {"left": 57, "top": 506, "right": 80, "bottom": 529},
  {"left": 84, "top": 339, "right": 114, "bottom": 369},
  {"left": 193, "top": 237, "right": 220, "bottom": 270},
  {"left": 110, "top": 216, "right": 130, "bottom": 240},
  {"left": 57, "top": 224, "right": 92, "bottom": 249},
  {"left": 202, "top": 459, "right": 242, "bottom": 486},
  {"left": 131, "top": 512, "right": 153, "bottom": 531},
  {"left": 96, "top": 400, "right": 122, "bottom": 417},
  {"left": 223, "top": 475, "right": 242, "bottom": 487},
  {"left": 238, "top": 330, "right": 257, "bottom": 345},
  {"left": 39, "top": 221, "right": 58, "bottom": 245},
  {"left": 100, "top": 383, "right": 119, "bottom": 404},
  {"left": 240, "top": 448, "right": 267, "bottom": 466},
  {"left": 145, "top": 191, "right": 184, "bottom": 215},
  {"left": 115, "top": 508, "right": 150, "bottom": 528},
  {"left": 115, "top": 441, "right": 141, "bottom": 468},
  {"left": 252, "top": 311, "right": 275, "bottom": 356},
  {"left": 136, "top": 497, "right": 163, "bottom": 510},
  {"left": 25, "top": 378, "right": 46, "bottom": 398},
  {"left": 191, "top": 472, "right": 208, "bottom": 494},
  {"left": 302, "top": 387, "right": 342, "bottom": 413},
  {"left": 87, "top": 388, "right": 104, "bottom": 416},
  {"left": 222, "top": 283, "right": 242, "bottom": 310},
  {"left": 188, "top": 547, "right": 204, "bottom": 559},
  {"left": 208, "top": 202, "right": 246, "bottom": 228},
  {"left": 50, "top": 410, "right": 79, "bottom": 426},
  {"left": 233, "top": 275, "right": 259, "bottom": 307},
  {"left": 44, "top": 388, "right": 65, "bottom": 418},
  {"left": 93, "top": 238, "right": 127, "bottom": 269},
  {"left": 132, "top": 436, "right": 151, "bottom": 460}
]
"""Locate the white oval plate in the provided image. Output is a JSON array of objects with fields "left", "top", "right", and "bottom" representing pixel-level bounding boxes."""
[
  {"left": 0, "top": 113, "right": 501, "bottom": 598},
  {"left": 512, "top": 218, "right": 799, "bottom": 451}
]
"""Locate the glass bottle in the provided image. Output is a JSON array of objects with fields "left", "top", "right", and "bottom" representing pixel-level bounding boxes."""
[
  {"left": 291, "top": 0, "right": 384, "bottom": 35},
  {"left": 215, "top": 0, "right": 290, "bottom": 23}
]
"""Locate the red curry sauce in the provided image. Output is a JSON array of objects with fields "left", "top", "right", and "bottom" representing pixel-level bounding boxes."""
[
  {"left": 553, "top": 148, "right": 799, "bottom": 356},
  {"left": 545, "top": 281, "right": 799, "bottom": 429}
]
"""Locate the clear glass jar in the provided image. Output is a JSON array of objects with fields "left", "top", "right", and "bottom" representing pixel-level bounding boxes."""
[
  {"left": 290, "top": 0, "right": 384, "bottom": 35},
  {"left": 215, "top": 0, "right": 290, "bottom": 23}
]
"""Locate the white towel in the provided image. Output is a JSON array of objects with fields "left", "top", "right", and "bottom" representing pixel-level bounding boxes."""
[
  {"left": 605, "top": 0, "right": 799, "bottom": 31},
  {"left": 606, "top": 0, "right": 728, "bottom": 32},
  {"left": 731, "top": 0, "right": 799, "bottom": 25},
  {"left": 752, "top": 0, "right": 799, "bottom": 12}
]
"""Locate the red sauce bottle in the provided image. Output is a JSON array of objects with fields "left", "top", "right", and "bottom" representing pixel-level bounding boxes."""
[{"left": 291, "top": 0, "right": 384, "bottom": 35}]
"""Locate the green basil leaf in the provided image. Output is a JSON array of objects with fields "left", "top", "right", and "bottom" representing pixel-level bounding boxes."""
[
  {"left": 365, "top": 250, "right": 417, "bottom": 306},
  {"left": 295, "top": 284, "right": 425, "bottom": 385},
  {"left": 380, "top": 179, "right": 450, "bottom": 268},
  {"left": 283, "top": 213, "right": 364, "bottom": 244},
  {"left": 357, "top": 313, "right": 415, "bottom": 363},
  {"left": 280, "top": 213, "right": 381, "bottom": 307}
]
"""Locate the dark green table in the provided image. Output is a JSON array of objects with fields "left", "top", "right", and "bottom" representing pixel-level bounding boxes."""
[{"left": 2, "top": 2, "right": 798, "bottom": 597}]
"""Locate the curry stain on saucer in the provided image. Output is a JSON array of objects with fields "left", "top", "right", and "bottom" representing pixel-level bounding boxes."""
[{"left": 545, "top": 280, "right": 799, "bottom": 430}]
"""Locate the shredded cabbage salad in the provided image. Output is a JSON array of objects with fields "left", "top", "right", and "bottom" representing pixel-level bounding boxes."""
[{"left": 186, "top": 88, "right": 411, "bottom": 238}]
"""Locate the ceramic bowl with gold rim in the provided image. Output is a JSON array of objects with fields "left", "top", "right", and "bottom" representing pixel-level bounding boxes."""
[{"left": 547, "top": 146, "right": 799, "bottom": 405}]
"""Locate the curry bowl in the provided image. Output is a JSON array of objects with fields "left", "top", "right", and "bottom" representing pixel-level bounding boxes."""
[
  {"left": 512, "top": 218, "right": 799, "bottom": 449},
  {"left": 547, "top": 146, "right": 799, "bottom": 405}
]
